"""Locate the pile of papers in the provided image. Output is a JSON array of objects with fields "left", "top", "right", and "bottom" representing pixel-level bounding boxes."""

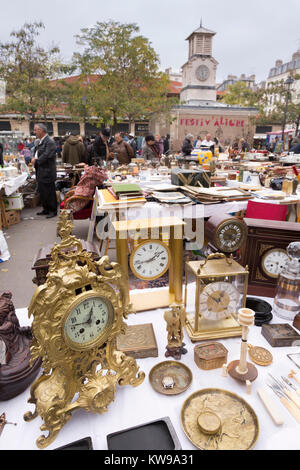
[
  {"left": 181, "top": 186, "right": 254, "bottom": 204},
  {"left": 151, "top": 191, "right": 192, "bottom": 204},
  {"left": 97, "top": 187, "right": 146, "bottom": 209}
]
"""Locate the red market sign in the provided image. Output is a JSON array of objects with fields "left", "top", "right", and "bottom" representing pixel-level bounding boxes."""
[{"left": 179, "top": 117, "right": 245, "bottom": 128}]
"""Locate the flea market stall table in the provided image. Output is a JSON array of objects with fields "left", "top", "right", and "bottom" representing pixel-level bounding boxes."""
[
  {"left": 0, "top": 173, "right": 28, "bottom": 228},
  {"left": 0, "top": 293, "right": 299, "bottom": 451}
]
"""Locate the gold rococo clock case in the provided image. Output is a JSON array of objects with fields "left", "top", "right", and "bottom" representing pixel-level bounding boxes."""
[{"left": 24, "top": 211, "right": 144, "bottom": 449}]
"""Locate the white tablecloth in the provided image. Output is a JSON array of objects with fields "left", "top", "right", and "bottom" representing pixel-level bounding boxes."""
[
  {"left": 0, "top": 295, "right": 299, "bottom": 451},
  {"left": 0, "top": 173, "right": 28, "bottom": 196}
]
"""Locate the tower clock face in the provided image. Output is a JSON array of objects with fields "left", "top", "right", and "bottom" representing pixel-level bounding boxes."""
[
  {"left": 130, "top": 240, "right": 171, "bottom": 280},
  {"left": 64, "top": 295, "right": 114, "bottom": 350},
  {"left": 196, "top": 65, "right": 210, "bottom": 82},
  {"left": 261, "top": 249, "right": 289, "bottom": 279},
  {"left": 200, "top": 282, "right": 240, "bottom": 321}
]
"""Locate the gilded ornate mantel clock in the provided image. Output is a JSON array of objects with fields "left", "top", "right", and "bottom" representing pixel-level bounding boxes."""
[
  {"left": 112, "top": 217, "right": 186, "bottom": 311},
  {"left": 24, "top": 211, "right": 145, "bottom": 449},
  {"left": 184, "top": 253, "right": 249, "bottom": 342}
]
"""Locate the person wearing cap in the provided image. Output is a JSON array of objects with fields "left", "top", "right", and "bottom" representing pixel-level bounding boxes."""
[
  {"left": 128, "top": 133, "right": 137, "bottom": 156},
  {"left": 91, "top": 128, "right": 112, "bottom": 165},
  {"left": 181, "top": 134, "right": 194, "bottom": 156}
]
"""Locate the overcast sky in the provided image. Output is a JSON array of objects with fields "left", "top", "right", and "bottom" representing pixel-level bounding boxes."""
[{"left": 1, "top": 0, "right": 299, "bottom": 83}]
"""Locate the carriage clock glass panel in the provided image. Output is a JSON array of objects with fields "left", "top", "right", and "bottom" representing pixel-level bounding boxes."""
[{"left": 199, "top": 274, "right": 245, "bottom": 321}]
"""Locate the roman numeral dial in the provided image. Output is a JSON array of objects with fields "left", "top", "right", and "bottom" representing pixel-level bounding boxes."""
[{"left": 130, "top": 240, "right": 171, "bottom": 280}]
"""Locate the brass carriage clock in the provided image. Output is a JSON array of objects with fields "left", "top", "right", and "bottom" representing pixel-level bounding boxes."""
[
  {"left": 24, "top": 211, "right": 145, "bottom": 449},
  {"left": 184, "top": 253, "right": 249, "bottom": 342},
  {"left": 112, "top": 217, "right": 185, "bottom": 311}
]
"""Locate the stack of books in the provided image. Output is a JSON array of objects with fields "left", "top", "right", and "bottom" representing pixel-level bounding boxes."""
[
  {"left": 109, "top": 183, "right": 144, "bottom": 200},
  {"left": 97, "top": 186, "right": 146, "bottom": 210},
  {"left": 181, "top": 186, "right": 254, "bottom": 204}
]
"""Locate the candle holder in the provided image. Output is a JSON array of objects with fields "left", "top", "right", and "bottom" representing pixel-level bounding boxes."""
[{"left": 225, "top": 308, "right": 258, "bottom": 393}]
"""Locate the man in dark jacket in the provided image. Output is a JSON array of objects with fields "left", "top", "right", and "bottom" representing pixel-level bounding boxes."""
[
  {"left": 92, "top": 128, "right": 111, "bottom": 165},
  {"left": 181, "top": 134, "right": 194, "bottom": 156},
  {"left": 32, "top": 123, "right": 57, "bottom": 218}
]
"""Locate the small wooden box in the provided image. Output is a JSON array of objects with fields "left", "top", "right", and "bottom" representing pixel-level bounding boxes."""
[
  {"left": 194, "top": 342, "right": 228, "bottom": 370},
  {"left": 116, "top": 323, "right": 158, "bottom": 359},
  {"left": 261, "top": 323, "right": 300, "bottom": 347},
  {"left": 6, "top": 210, "right": 21, "bottom": 226}
]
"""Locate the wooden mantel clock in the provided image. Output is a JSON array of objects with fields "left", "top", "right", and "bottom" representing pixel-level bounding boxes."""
[
  {"left": 241, "top": 218, "right": 300, "bottom": 297},
  {"left": 112, "top": 217, "right": 185, "bottom": 311},
  {"left": 24, "top": 211, "right": 145, "bottom": 449}
]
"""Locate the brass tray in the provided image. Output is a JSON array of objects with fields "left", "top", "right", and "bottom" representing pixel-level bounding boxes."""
[
  {"left": 149, "top": 361, "right": 192, "bottom": 396},
  {"left": 181, "top": 388, "right": 259, "bottom": 450}
]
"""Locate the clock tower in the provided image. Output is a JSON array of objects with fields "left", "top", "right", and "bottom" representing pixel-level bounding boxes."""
[{"left": 180, "top": 22, "right": 218, "bottom": 104}]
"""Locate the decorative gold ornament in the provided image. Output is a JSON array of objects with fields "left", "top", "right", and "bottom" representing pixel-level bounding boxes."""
[
  {"left": 24, "top": 211, "right": 145, "bottom": 449},
  {"left": 181, "top": 388, "right": 259, "bottom": 450},
  {"left": 164, "top": 303, "right": 187, "bottom": 360},
  {"left": 248, "top": 344, "right": 273, "bottom": 366}
]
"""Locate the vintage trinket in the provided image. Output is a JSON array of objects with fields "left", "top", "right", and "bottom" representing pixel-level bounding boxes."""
[
  {"left": 181, "top": 388, "right": 259, "bottom": 450},
  {"left": 116, "top": 323, "right": 158, "bottom": 359},
  {"left": 261, "top": 323, "right": 300, "bottom": 347},
  {"left": 149, "top": 361, "right": 192, "bottom": 396},
  {"left": 248, "top": 344, "right": 273, "bottom": 366},
  {"left": 0, "top": 413, "right": 17, "bottom": 437},
  {"left": 194, "top": 342, "right": 228, "bottom": 370},
  {"left": 164, "top": 304, "right": 187, "bottom": 360},
  {"left": 24, "top": 211, "right": 145, "bottom": 449},
  {"left": 0, "top": 292, "right": 41, "bottom": 400}
]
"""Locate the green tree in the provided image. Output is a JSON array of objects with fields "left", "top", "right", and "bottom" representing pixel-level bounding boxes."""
[
  {"left": 70, "top": 20, "right": 177, "bottom": 131},
  {"left": 0, "top": 21, "right": 69, "bottom": 123}
]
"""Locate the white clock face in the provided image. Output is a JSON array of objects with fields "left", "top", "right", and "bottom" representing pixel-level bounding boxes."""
[
  {"left": 196, "top": 65, "right": 210, "bottom": 82},
  {"left": 261, "top": 249, "right": 289, "bottom": 278},
  {"left": 64, "top": 296, "right": 112, "bottom": 348},
  {"left": 200, "top": 281, "right": 240, "bottom": 321},
  {"left": 130, "top": 241, "right": 170, "bottom": 280}
]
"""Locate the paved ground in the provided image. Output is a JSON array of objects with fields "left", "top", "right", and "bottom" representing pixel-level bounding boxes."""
[{"left": 0, "top": 206, "right": 101, "bottom": 309}]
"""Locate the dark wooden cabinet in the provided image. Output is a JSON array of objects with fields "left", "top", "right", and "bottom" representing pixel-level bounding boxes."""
[{"left": 242, "top": 218, "right": 300, "bottom": 298}]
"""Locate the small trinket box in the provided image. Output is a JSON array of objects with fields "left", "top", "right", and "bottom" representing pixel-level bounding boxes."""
[{"left": 194, "top": 342, "right": 228, "bottom": 370}]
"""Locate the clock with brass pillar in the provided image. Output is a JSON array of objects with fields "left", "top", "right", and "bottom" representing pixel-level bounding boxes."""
[
  {"left": 205, "top": 214, "right": 248, "bottom": 261},
  {"left": 23, "top": 211, "right": 145, "bottom": 449},
  {"left": 112, "top": 217, "right": 186, "bottom": 311},
  {"left": 184, "top": 253, "right": 249, "bottom": 342}
]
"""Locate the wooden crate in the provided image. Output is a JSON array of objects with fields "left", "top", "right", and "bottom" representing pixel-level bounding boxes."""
[
  {"left": 6, "top": 210, "right": 21, "bottom": 226},
  {"left": 23, "top": 193, "right": 40, "bottom": 208}
]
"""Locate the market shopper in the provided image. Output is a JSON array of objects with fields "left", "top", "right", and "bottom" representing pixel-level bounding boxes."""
[
  {"left": 92, "top": 128, "right": 111, "bottom": 165},
  {"left": 181, "top": 134, "right": 194, "bottom": 156},
  {"left": 0, "top": 142, "right": 3, "bottom": 166},
  {"left": 201, "top": 133, "right": 215, "bottom": 153},
  {"left": 110, "top": 132, "right": 134, "bottom": 164},
  {"left": 142, "top": 134, "right": 161, "bottom": 161},
  {"left": 31, "top": 123, "right": 58, "bottom": 219},
  {"left": 62, "top": 132, "right": 87, "bottom": 165}
]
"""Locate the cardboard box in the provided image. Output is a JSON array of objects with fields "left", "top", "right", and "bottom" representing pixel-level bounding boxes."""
[
  {"left": 4, "top": 192, "right": 24, "bottom": 210},
  {"left": 23, "top": 193, "right": 40, "bottom": 208},
  {"left": 6, "top": 210, "right": 21, "bottom": 226}
]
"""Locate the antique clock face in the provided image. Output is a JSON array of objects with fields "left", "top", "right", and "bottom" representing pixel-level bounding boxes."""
[
  {"left": 130, "top": 240, "right": 171, "bottom": 280},
  {"left": 200, "top": 281, "right": 240, "bottom": 321},
  {"left": 261, "top": 249, "right": 289, "bottom": 279},
  {"left": 216, "top": 221, "right": 246, "bottom": 253},
  {"left": 64, "top": 294, "right": 114, "bottom": 350},
  {"left": 195, "top": 65, "right": 210, "bottom": 82}
]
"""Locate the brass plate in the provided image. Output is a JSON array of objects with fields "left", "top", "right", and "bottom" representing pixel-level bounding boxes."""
[
  {"left": 149, "top": 361, "right": 193, "bottom": 396},
  {"left": 248, "top": 345, "right": 273, "bottom": 366},
  {"left": 181, "top": 388, "right": 259, "bottom": 450}
]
